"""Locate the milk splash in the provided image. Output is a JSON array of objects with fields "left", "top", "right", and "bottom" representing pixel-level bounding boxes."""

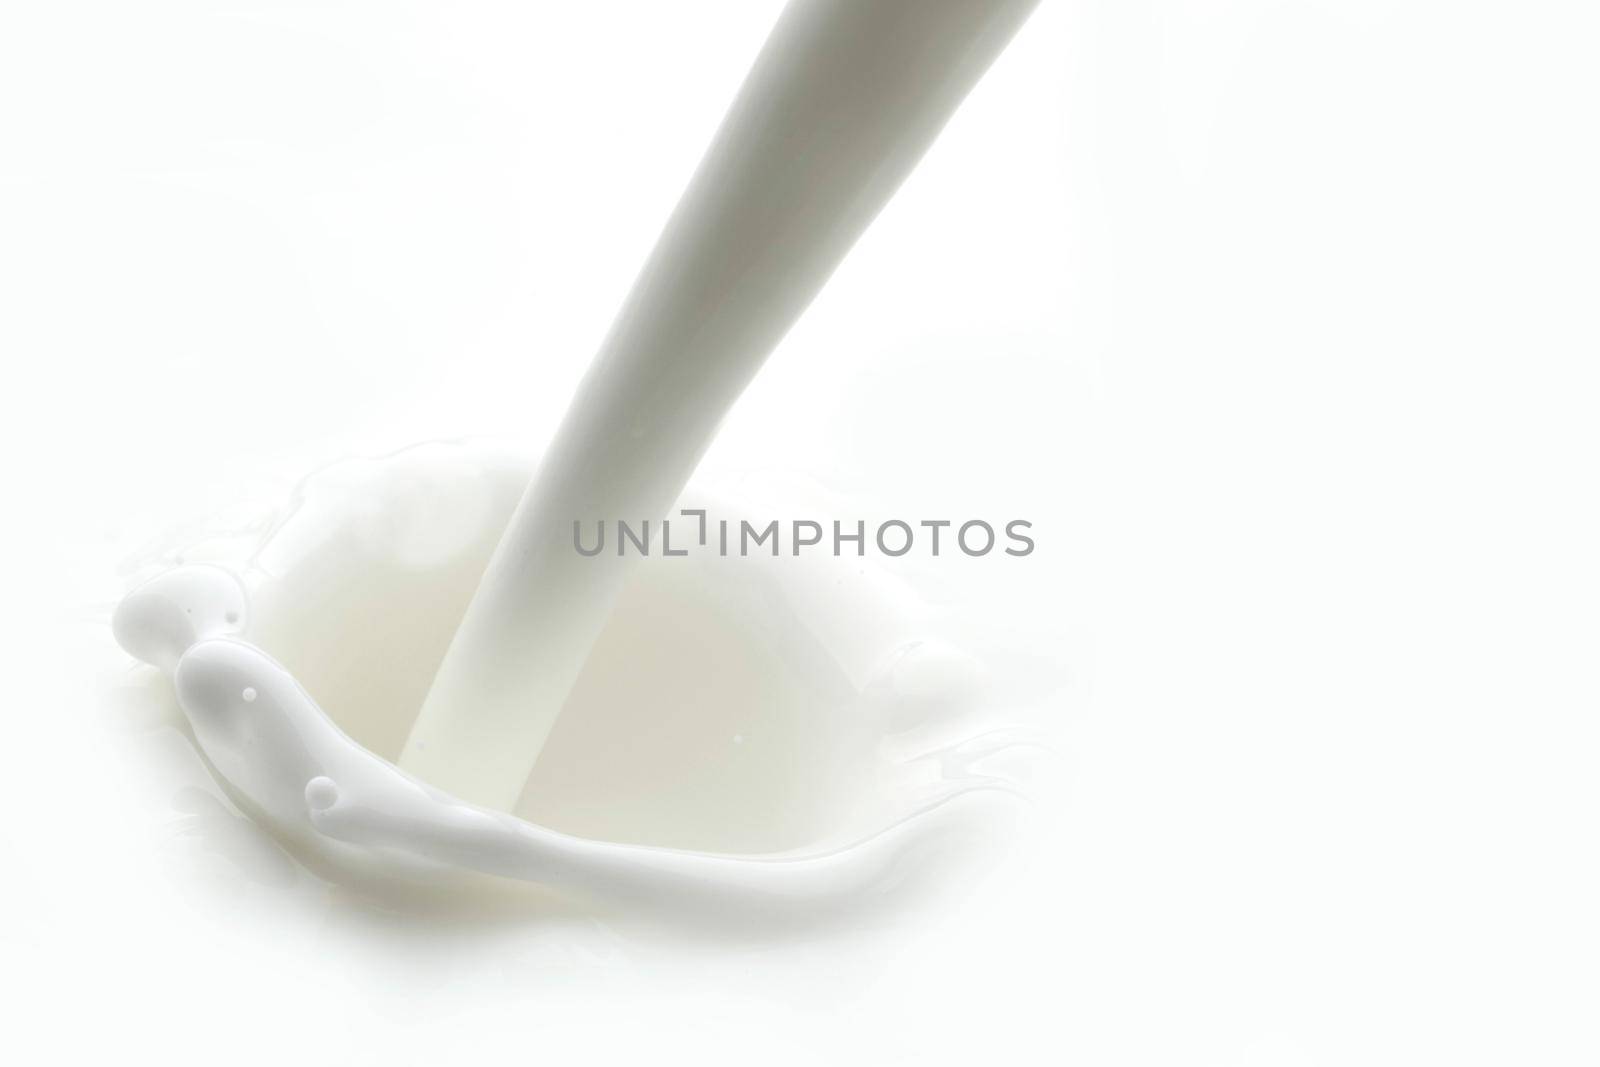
[{"left": 112, "top": 444, "right": 1041, "bottom": 923}]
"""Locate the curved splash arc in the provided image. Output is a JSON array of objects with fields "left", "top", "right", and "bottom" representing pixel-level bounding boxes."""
[{"left": 116, "top": 565, "right": 995, "bottom": 915}]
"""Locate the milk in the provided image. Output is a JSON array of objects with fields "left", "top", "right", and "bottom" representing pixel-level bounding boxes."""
[
  {"left": 110, "top": 0, "right": 1043, "bottom": 914},
  {"left": 401, "top": 0, "right": 1041, "bottom": 809}
]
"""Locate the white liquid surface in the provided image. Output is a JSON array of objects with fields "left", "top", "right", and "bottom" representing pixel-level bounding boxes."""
[{"left": 114, "top": 444, "right": 1042, "bottom": 925}]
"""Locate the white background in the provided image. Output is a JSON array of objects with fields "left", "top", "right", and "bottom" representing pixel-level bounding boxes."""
[{"left": 3, "top": 1, "right": 1598, "bottom": 1064}]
